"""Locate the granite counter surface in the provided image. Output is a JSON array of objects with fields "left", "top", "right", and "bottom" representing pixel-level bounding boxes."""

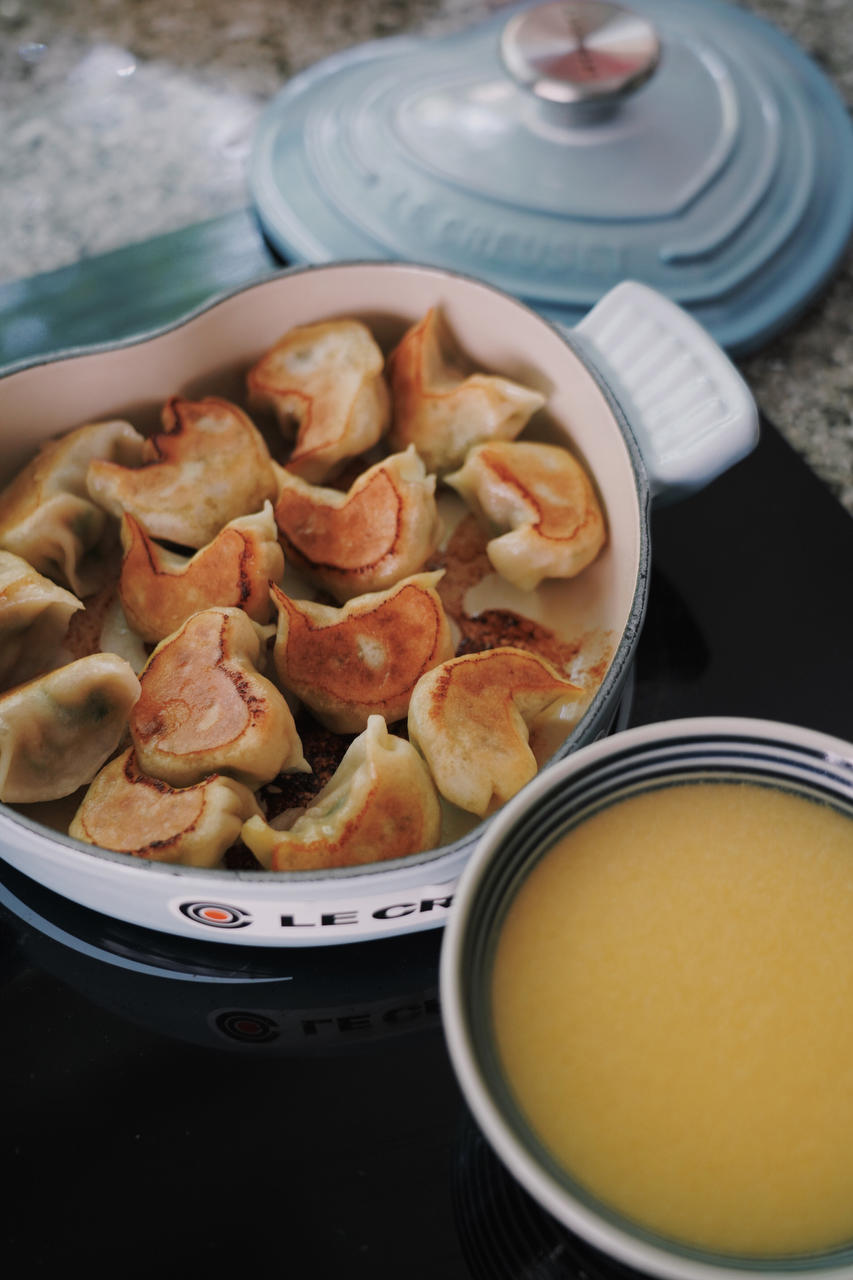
[{"left": 1, "top": 0, "right": 852, "bottom": 513}]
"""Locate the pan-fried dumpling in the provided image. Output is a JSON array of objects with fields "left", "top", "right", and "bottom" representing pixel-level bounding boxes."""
[
  {"left": 247, "top": 318, "right": 390, "bottom": 483},
  {"left": 0, "top": 550, "right": 83, "bottom": 691},
  {"left": 87, "top": 397, "right": 278, "bottom": 549},
  {"left": 0, "top": 419, "right": 146, "bottom": 596},
  {"left": 407, "top": 647, "right": 586, "bottom": 817},
  {"left": 0, "top": 652, "right": 141, "bottom": 803},
  {"left": 129, "top": 606, "right": 309, "bottom": 789},
  {"left": 445, "top": 440, "right": 606, "bottom": 591},
  {"left": 241, "top": 715, "right": 440, "bottom": 871},
  {"left": 273, "top": 446, "right": 441, "bottom": 603},
  {"left": 270, "top": 571, "right": 454, "bottom": 734},
  {"left": 386, "top": 308, "right": 545, "bottom": 474},
  {"left": 69, "top": 748, "right": 261, "bottom": 867},
  {"left": 118, "top": 501, "right": 285, "bottom": 644}
]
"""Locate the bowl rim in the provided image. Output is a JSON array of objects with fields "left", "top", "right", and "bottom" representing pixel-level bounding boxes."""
[{"left": 440, "top": 714, "right": 853, "bottom": 1280}]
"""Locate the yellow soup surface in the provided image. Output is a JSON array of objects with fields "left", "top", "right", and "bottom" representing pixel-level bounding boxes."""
[{"left": 491, "top": 781, "right": 853, "bottom": 1257}]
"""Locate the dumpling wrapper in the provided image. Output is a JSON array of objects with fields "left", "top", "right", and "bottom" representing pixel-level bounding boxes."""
[
  {"left": 242, "top": 715, "right": 440, "bottom": 871},
  {"left": 0, "top": 550, "right": 83, "bottom": 691},
  {"left": 119, "top": 501, "right": 285, "bottom": 644},
  {"left": 0, "top": 652, "right": 141, "bottom": 803},
  {"left": 407, "top": 646, "right": 586, "bottom": 817},
  {"left": 0, "top": 419, "right": 146, "bottom": 596},
  {"left": 87, "top": 396, "right": 277, "bottom": 549},
  {"left": 270, "top": 571, "right": 454, "bottom": 734},
  {"left": 130, "top": 606, "right": 309, "bottom": 789},
  {"left": 386, "top": 308, "right": 545, "bottom": 474},
  {"left": 70, "top": 748, "right": 261, "bottom": 867},
  {"left": 445, "top": 440, "right": 606, "bottom": 591},
  {"left": 273, "top": 446, "right": 441, "bottom": 603},
  {"left": 247, "top": 318, "right": 390, "bottom": 483}
]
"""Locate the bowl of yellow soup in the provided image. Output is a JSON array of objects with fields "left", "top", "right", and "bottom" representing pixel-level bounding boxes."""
[{"left": 440, "top": 716, "right": 853, "bottom": 1280}]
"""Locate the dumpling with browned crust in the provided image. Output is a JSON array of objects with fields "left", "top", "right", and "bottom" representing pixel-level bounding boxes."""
[
  {"left": 270, "top": 571, "right": 454, "bottom": 734},
  {"left": 241, "top": 715, "right": 440, "bottom": 871},
  {"left": 0, "top": 652, "right": 141, "bottom": 803},
  {"left": 0, "top": 419, "right": 146, "bottom": 596},
  {"left": 0, "top": 550, "right": 83, "bottom": 691},
  {"left": 387, "top": 308, "right": 545, "bottom": 474},
  {"left": 247, "top": 318, "right": 390, "bottom": 483},
  {"left": 407, "top": 647, "right": 586, "bottom": 817},
  {"left": 445, "top": 440, "right": 606, "bottom": 591},
  {"left": 118, "top": 501, "right": 285, "bottom": 644},
  {"left": 129, "top": 606, "right": 309, "bottom": 789},
  {"left": 87, "top": 397, "right": 277, "bottom": 549},
  {"left": 273, "top": 446, "right": 440, "bottom": 603},
  {"left": 70, "top": 748, "right": 261, "bottom": 867}
]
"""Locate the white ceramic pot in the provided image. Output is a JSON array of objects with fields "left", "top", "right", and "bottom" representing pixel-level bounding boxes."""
[{"left": 0, "top": 263, "right": 757, "bottom": 945}]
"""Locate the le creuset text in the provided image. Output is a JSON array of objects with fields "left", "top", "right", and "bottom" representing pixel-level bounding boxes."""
[{"left": 178, "top": 893, "right": 455, "bottom": 931}]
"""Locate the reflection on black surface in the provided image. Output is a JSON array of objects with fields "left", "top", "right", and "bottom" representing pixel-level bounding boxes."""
[
  {"left": 0, "top": 859, "right": 443, "bottom": 1056},
  {"left": 637, "top": 422, "right": 853, "bottom": 736},
  {"left": 0, "top": 859, "right": 469, "bottom": 1277},
  {"left": 453, "top": 1112, "right": 645, "bottom": 1280}
]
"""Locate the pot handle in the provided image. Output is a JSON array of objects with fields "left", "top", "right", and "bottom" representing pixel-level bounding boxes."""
[{"left": 573, "top": 280, "right": 759, "bottom": 503}]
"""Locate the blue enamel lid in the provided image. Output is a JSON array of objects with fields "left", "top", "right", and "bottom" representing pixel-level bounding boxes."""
[{"left": 249, "top": 0, "right": 853, "bottom": 354}]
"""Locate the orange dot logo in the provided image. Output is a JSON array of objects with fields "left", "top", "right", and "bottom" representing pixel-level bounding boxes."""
[
  {"left": 179, "top": 901, "right": 253, "bottom": 929},
  {"left": 215, "top": 1011, "right": 279, "bottom": 1044}
]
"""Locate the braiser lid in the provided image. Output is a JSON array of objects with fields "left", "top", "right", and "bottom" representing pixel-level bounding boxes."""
[{"left": 249, "top": 0, "right": 853, "bottom": 353}]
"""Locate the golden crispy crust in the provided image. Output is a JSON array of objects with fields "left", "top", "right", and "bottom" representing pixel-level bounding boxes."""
[
  {"left": 408, "top": 646, "right": 585, "bottom": 817},
  {"left": 130, "top": 606, "right": 307, "bottom": 788},
  {"left": 118, "top": 502, "right": 284, "bottom": 643},
  {"left": 70, "top": 748, "right": 260, "bottom": 866},
  {"left": 241, "top": 716, "right": 440, "bottom": 871},
  {"left": 87, "top": 397, "right": 277, "bottom": 549},
  {"left": 271, "top": 572, "right": 454, "bottom": 734},
  {"left": 273, "top": 447, "right": 440, "bottom": 601},
  {"left": 445, "top": 440, "right": 606, "bottom": 591}
]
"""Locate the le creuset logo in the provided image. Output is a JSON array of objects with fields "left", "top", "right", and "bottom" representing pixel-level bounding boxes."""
[
  {"left": 177, "top": 891, "right": 455, "bottom": 932},
  {"left": 214, "top": 1010, "right": 280, "bottom": 1043},
  {"left": 211, "top": 992, "right": 441, "bottom": 1047},
  {"left": 179, "top": 901, "right": 254, "bottom": 929}
]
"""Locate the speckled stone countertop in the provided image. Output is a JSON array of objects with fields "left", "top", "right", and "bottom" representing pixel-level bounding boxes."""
[{"left": 1, "top": 0, "right": 852, "bottom": 512}]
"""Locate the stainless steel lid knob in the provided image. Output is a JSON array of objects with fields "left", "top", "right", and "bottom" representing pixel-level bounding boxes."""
[{"left": 501, "top": 0, "right": 660, "bottom": 121}]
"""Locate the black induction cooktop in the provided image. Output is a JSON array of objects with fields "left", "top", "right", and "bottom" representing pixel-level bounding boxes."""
[{"left": 2, "top": 218, "right": 852, "bottom": 1277}]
